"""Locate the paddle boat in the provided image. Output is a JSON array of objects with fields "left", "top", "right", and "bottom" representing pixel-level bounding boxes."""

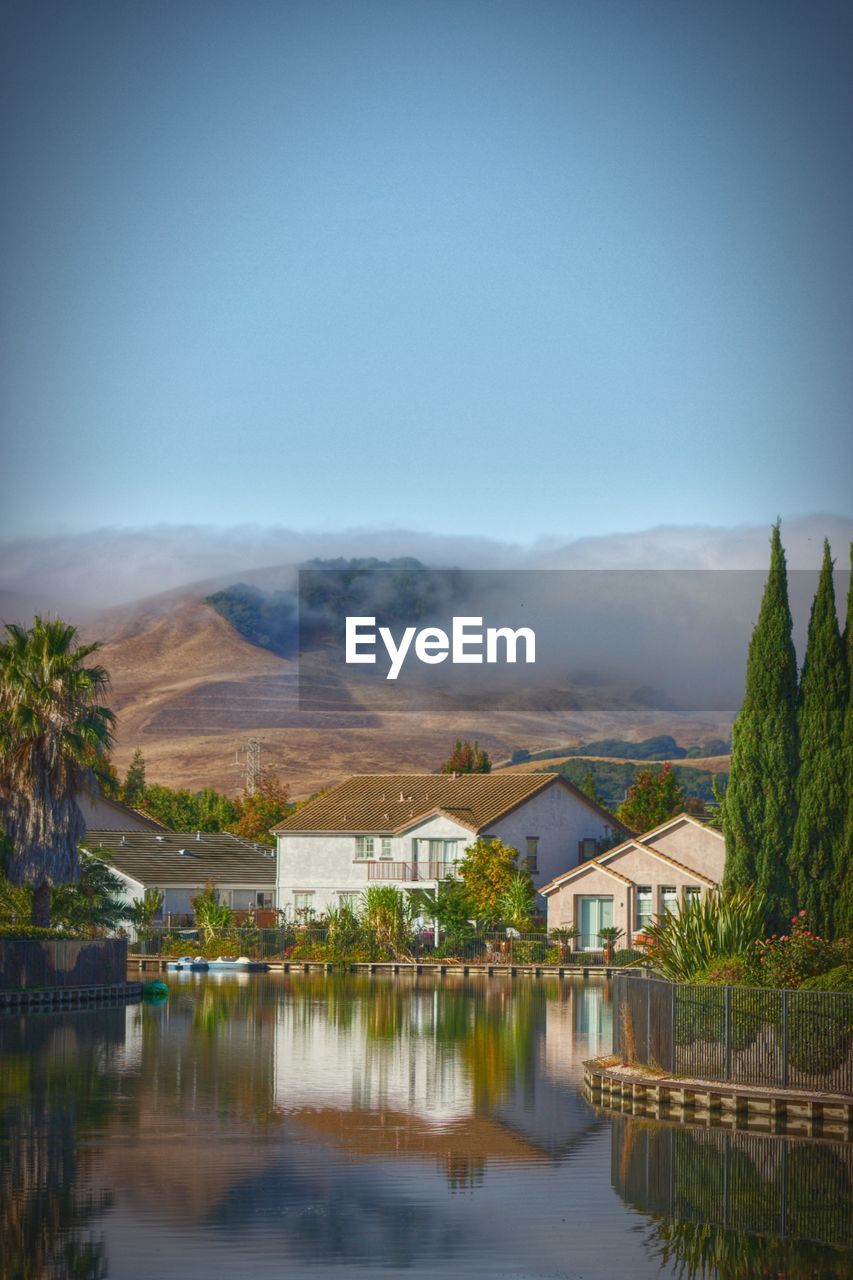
[{"left": 166, "top": 955, "right": 270, "bottom": 972}]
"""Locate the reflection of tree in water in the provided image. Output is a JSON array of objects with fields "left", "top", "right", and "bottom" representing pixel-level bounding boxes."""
[
  {"left": 137, "top": 977, "right": 279, "bottom": 1126},
  {"left": 0, "top": 1010, "right": 125, "bottom": 1280},
  {"left": 610, "top": 1113, "right": 853, "bottom": 1278},
  {"left": 651, "top": 1218, "right": 850, "bottom": 1279},
  {"left": 445, "top": 1152, "right": 486, "bottom": 1190},
  {"left": 455, "top": 983, "right": 544, "bottom": 1109}
]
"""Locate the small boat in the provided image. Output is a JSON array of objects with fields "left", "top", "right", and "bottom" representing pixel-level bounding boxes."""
[{"left": 166, "top": 955, "right": 269, "bottom": 972}]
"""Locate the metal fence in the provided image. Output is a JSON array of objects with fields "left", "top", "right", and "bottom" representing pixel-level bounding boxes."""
[{"left": 614, "top": 970, "right": 853, "bottom": 1095}]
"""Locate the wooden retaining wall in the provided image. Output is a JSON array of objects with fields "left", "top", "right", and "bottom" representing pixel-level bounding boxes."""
[
  {"left": 0, "top": 938, "right": 128, "bottom": 990},
  {"left": 584, "top": 1061, "right": 853, "bottom": 1143},
  {"left": 0, "top": 981, "right": 143, "bottom": 1012}
]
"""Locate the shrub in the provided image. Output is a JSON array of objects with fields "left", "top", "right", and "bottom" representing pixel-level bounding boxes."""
[
  {"left": 612, "top": 948, "right": 646, "bottom": 967},
  {"left": 799, "top": 964, "right": 853, "bottom": 993},
  {"left": 690, "top": 957, "right": 749, "bottom": 986},
  {"left": 642, "top": 888, "right": 767, "bottom": 982},
  {"left": 0, "top": 924, "right": 86, "bottom": 940},
  {"left": 568, "top": 952, "right": 599, "bottom": 965},
  {"left": 745, "top": 911, "right": 844, "bottom": 988}
]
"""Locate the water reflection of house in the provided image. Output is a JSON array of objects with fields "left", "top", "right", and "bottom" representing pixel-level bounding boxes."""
[
  {"left": 273, "top": 985, "right": 474, "bottom": 1121},
  {"left": 274, "top": 978, "right": 607, "bottom": 1169}
]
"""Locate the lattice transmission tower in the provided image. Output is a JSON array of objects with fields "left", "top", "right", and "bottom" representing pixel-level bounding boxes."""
[{"left": 235, "top": 737, "right": 265, "bottom": 794}]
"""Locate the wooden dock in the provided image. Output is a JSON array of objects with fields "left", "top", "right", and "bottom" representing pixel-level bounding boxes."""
[
  {"left": 584, "top": 1060, "right": 853, "bottom": 1143},
  {"left": 127, "top": 955, "right": 618, "bottom": 978}
]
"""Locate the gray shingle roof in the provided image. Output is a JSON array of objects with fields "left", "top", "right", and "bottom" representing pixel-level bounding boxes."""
[{"left": 81, "top": 830, "right": 276, "bottom": 886}]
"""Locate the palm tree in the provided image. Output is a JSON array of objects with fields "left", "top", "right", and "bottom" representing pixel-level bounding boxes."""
[{"left": 0, "top": 616, "right": 115, "bottom": 927}]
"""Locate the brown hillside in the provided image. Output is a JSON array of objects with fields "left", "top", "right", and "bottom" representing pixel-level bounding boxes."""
[{"left": 81, "top": 594, "right": 733, "bottom": 798}]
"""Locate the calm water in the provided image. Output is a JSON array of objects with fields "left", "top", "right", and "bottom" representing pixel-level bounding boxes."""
[{"left": 1, "top": 973, "right": 851, "bottom": 1280}]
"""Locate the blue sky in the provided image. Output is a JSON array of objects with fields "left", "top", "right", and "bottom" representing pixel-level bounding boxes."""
[{"left": 2, "top": 0, "right": 851, "bottom": 544}]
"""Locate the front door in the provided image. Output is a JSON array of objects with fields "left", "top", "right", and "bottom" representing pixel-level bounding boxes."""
[{"left": 579, "top": 896, "right": 613, "bottom": 949}]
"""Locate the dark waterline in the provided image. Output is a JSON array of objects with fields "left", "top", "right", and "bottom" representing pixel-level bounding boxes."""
[{"left": 1, "top": 973, "right": 850, "bottom": 1279}]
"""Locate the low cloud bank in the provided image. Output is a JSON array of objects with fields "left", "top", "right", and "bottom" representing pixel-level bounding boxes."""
[{"left": 0, "top": 513, "right": 849, "bottom": 618}]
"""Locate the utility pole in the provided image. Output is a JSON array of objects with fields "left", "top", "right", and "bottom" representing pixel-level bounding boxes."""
[{"left": 235, "top": 737, "right": 264, "bottom": 795}]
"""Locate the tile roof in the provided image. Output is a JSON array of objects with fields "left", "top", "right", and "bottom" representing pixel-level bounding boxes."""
[
  {"left": 540, "top": 824, "right": 720, "bottom": 896},
  {"left": 609, "top": 841, "right": 716, "bottom": 886},
  {"left": 540, "top": 859, "right": 634, "bottom": 894},
  {"left": 274, "top": 772, "right": 602, "bottom": 835},
  {"left": 81, "top": 830, "right": 276, "bottom": 886}
]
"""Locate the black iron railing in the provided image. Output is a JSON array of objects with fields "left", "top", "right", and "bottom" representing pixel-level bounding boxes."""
[{"left": 614, "top": 970, "right": 853, "bottom": 1095}]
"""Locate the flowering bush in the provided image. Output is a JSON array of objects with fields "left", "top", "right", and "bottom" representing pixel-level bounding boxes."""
[{"left": 745, "top": 911, "right": 848, "bottom": 988}]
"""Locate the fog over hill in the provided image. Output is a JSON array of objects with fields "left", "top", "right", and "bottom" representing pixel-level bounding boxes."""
[
  {"left": 0, "top": 515, "right": 847, "bottom": 795},
  {"left": 1, "top": 513, "right": 849, "bottom": 616}
]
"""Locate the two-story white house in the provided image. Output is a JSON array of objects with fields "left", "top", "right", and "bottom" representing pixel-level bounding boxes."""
[{"left": 273, "top": 772, "right": 628, "bottom": 919}]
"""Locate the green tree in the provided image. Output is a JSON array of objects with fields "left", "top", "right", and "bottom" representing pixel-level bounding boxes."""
[
  {"left": 0, "top": 617, "right": 115, "bottom": 927},
  {"left": 129, "top": 886, "right": 164, "bottom": 943},
  {"left": 410, "top": 878, "right": 474, "bottom": 950},
  {"left": 839, "top": 544, "right": 853, "bottom": 938},
  {"left": 439, "top": 739, "right": 492, "bottom": 774},
  {"left": 192, "top": 880, "right": 233, "bottom": 947},
  {"left": 616, "top": 762, "right": 685, "bottom": 832},
  {"left": 458, "top": 838, "right": 530, "bottom": 928},
  {"left": 138, "top": 783, "right": 241, "bottom": 832},
  {"left": 723, "top": 526, "right": 799, "bottom": 931},
  {"left": 360, "top": 886, "right": 414, "bottom": 958},
  {"left": 580, "top": 767, "right": 605, "bottom": 807},
  {"left": 497, "top": 872, "right": 536, "bottom": 930},
  {"left": 122, "top": 748, "right": 147, "bottom": 806},
  {"left": 789, "top": 541, "right": 847, "bottom": 937},
  {"left": 51, "top": 852, "right": 131, "bottom": 936},
  {"left": 228, "top": 774, "right": 291, "bottom": 845}
]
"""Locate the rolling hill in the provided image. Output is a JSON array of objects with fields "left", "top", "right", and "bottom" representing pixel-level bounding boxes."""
[{"left": 69, "top": 578, "right": 733, "bottom": 798}]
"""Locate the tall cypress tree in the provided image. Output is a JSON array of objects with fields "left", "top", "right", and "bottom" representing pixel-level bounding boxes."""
[
  {"left": 723, "top": 525, "right": 798, "bottom": 930},
  {"left": 789, "top": 541, "right": 846, "bottom": 937},
  {"left": 837, "top": 545, "right": 853, "bottom": 939}
]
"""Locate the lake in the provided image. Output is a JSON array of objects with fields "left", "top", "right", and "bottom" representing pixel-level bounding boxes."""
[{"left": 1, "top": 973, "right": 850, "bottom": 1279}]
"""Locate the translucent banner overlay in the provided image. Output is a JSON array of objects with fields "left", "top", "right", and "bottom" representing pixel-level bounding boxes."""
[{"left": 295, "top": 567, "right": 846, "bottom": 715}]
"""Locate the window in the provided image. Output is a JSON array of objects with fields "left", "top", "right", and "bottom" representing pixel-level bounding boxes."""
[
  {"left": 684, "top": 886, "right": 701, "bottom": 907},
  {"left": 293, "top": 892, "right": 314, "bottom": 920},
  {"left": 661, "top": 886, "right": 678, "bottom": 915},
  {"left": 380, "top": 838, "right": 392, "bottom": 858},
  {"left": 338, "top": 892, "right": 361, "bottom": 910},
  {"left": 578, "top": 838, "right": 599, "bottom": 862},
  {"left": 525, "top": 836, "right": 539, "bottom": 873},
  {"left": 636, "top": 886, "right": 652, "bottom": 930},
  {"left": 256, "top": 892, "right": 273, "bottom": 909},
  {"left": 355, "top": 836, "right": 375, "bottom": 859}
]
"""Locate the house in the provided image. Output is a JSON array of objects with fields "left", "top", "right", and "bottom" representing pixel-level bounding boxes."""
[
  {"left": 77, "top": 787, "right": 169, "bottom": 832},
  {"left": 272, "top": 772, "right": 628, "bottom": 919},
  {"left": 80, "top": 829, "right": 277, "bottom": 925},
  {"left": 540, "top": 812, "right": 726, "bottom": 948}
]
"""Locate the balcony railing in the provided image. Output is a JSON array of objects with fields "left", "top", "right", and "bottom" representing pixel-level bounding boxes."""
[
  {"left": 365, "top": 861, "right": 458, "bottom": 882},
  {"left": 367, "top": 861, "right": 416, "bottom": 881}
]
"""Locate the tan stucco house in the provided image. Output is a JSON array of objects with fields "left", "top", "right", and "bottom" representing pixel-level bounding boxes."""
[{"left": 540, "top": 813, "right": 725, "bottom": 949}]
